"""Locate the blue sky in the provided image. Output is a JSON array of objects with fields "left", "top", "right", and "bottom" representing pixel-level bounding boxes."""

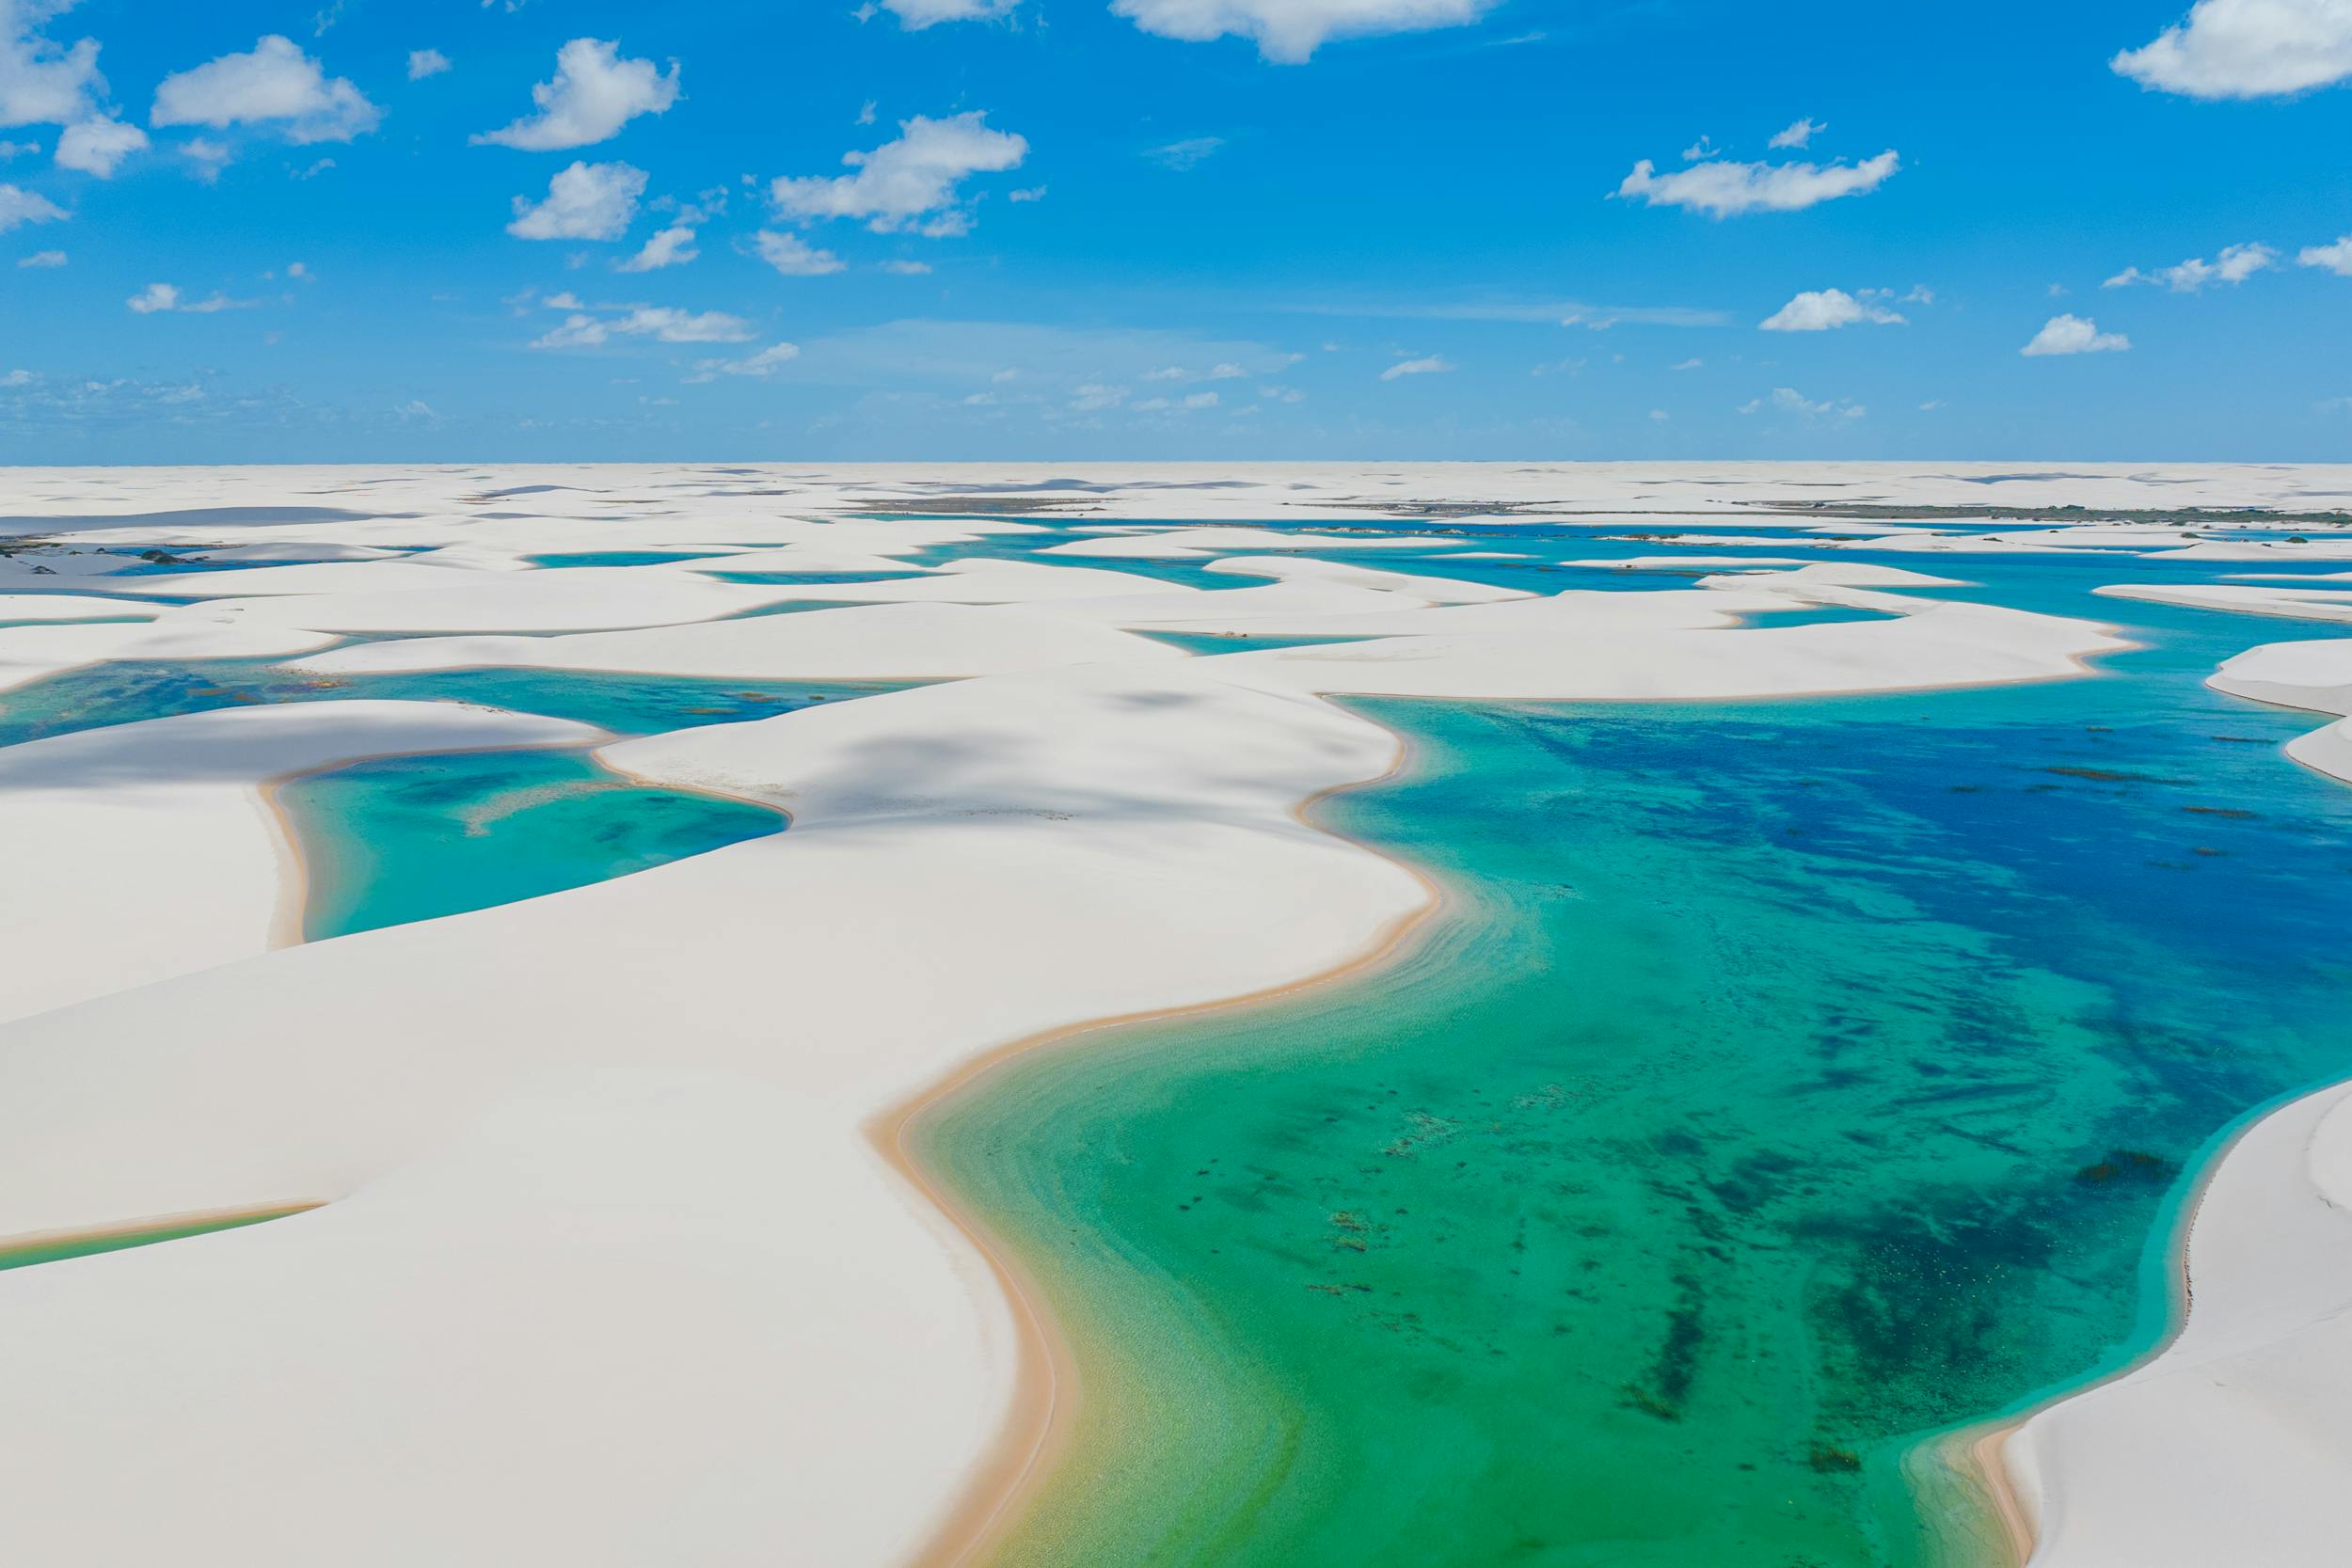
[{"left": 2, "top": 0, "right": 2349, "bottom": 463}]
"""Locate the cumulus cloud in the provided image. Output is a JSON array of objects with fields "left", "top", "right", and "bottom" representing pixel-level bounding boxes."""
[
  {"left": 0, "top": 0, "right": 101, "bottom": 127},
  {"left": 754, "top": 228, "right": 846, "bottom": 276},
  {"left": 878, "top": 258, "right": 932, "bottom": 274},
  {"left": 687, "top": 341, "right": 801, "bottom": 380},
  {"left": 407, "top": 48, "right": 451, "bottom": 81},
  {"left": 2112, "top": 0, "right": 2352, "bottom": 99},
  {"left": 151, "top": 36, "right": 380, "bottom": 143},
  {"left": 875, "top": 0, "right": 1019, "bottom": 26},
  {"left": 125, "top": 281, "right": 250, "bottom": 314},
  {"left": 1617, "top": 150, "right": 1899, "bottom": 217},
  {"left": 2021, "top": 313, "right": 2130, "bottom": 356},
  {"left": 1759, "top": 287, "right": 1906, "bottom": 331},
  {"left": 2296, "top": 233, "right": 2352, "bottom": 275},
  {"left": 53, "top": 113, "right": 141, "bottom": 176},
  {"left": 473, "top": 38, "right": 677, "bottom": 151},
  {"left": 2104, "top": 241, "right": 2278, "bottom": 291},
  {"left": 507, "top": 160, "right": 645, "bottom": 240},
  {"left": 532, "top": 304, "right": 754, "bottom": 348},
  {"left": 771, "top": 112, "right": 1026, "bottom": 235},
  {"left": 616, "top": 221, "right": 695, "bottom": 271},
  {"left": 1768, "top": 117, "right": 1824, "bottom": 150},
  {"left": 1110, "top": 0, "right": 1497, "bottom": 63},
  {"left": 1739, "top": 386, "right": 1865, "bottom": 418},
  {"left": 17, "top": 245, "right": 62, "bottom": 264},
  {"left": 0, "top": 178, "right": 61, "bottom": 230},
  {"left": 1379, "top": 355, "right": 1454, "bottom": 380}
]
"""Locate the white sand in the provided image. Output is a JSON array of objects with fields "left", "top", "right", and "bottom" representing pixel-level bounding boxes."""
[
  {"left": 0, "top": 462, "right": 2338, "bottom": 1568},
  {"left": 0, "top": 660, "right": 1424, "bottom": 1568},
  {"left": 2207, "top": 638, "right": 2352, "bottom": 786},
  {"left": 288, "top": 601, "right": 1185, "bottom": 680},
  {"left": 0, "top": 700, "right": 605, "bottom": 1024},
  {"left": 0, "top": 594, "right": 161, "bottom": 623},
  {"left": 2093, "top": 584, "right": 2352, "bottom": 624},
  {"left": 0, "top": 611, "right": 342, "bottom": 694},
  {"left": 1214, "top": 601, "right": 2123, "bottom": 701},
  {"left": 2007, "top": 1082, "right": 2352, "bottom": 1566}
]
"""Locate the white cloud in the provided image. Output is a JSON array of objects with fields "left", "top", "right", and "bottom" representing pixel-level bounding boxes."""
[
  {"left": 688, "top": 341, "right": 800, "bottom": 379},
  {"left": 181, "top": 136, "right": 229, "bottom": 179},
  {"left": 1147, "top": 135, "right": 1223, "bottom": 169},
  {"left": 125, "top": 281, "right": 250, "bottom": 314},
  {"left": 878, "top": 258, "right": 932, "bottom": 274},
  {"left": 0, "top": 0, "right": 101, "bottom": 127},
  {"left": 1617, "top": 150, "right": 1899, "bottom": 217},
  {"left": 2296, "top": 233, "right": 2352, "bottom": 276},
  {"left": 1648, "top": 408, "right": 1669, "bottom": 421},
  {"left": 1110, "top": 0, "right": 1497, "bottom": 63},
  {"left": 615, "top": 221, "right": 696, "bottom": 271},
  {"left": 1007, "top": 183, "right": 1045, "bottom": 202},
  {"left": 507, "top": 160, "right": 645, "bottom": 240},
  {"left": 151, "top": 36, "right": 380, "bottom": 144},
  {"left": 2104, "top": 241, "right": 2278, "bottom": 291},
  {"left": 2112, "top": 0, "right": 2352, "bottom": 99},
  {"left": 473, "top": 38, "right": 678, "bottom": 151},
  {"left": 1759, "top": 287, "right": 1906, "bottom": 331},
  {"left": 875, "top": 0, "right": 1019, "bottom": 26},
  {"left": 1671, "top": 356, "right": 1702, "bottom": 370},
  {"left": 1379, "top": 355, "right": 1454, "bottom": 380},
  {"left": 407, "top": 48, "right": 451, "bottom": 81},
  {"left": 1768, "top": 118, "right": 1825, "bottom": 149},
  {"left": 0, "top": 178, "right": 60, "bottom": 230},
  {"left": 1069, "top": 382, "right": 1127, "bottom": 412},
  {"left": 532, "top": 305, "right": 754, "bottom": 349},
  {"left": 16, "top": 245, "right": 61, "bottom": 264},
  {"left": 1134, "top": 389, "right": 1220, "bottom": 411},
  {"left": 54, "top": 114, "right": 142, "bottom": 176},
  {"left": 1739, "top": 386, "right": 1865, "bottom": 418},
  {"left": 2021, "top": 313, "right": 2130, "bottom": 356},
  {"left": 0, "top": 137, "right": 35, "bottom": 155},
  {"left": 771, "top": 112, "right": 1026, "bottom": 234},
  {"left": 754, "top": 228, "right": 846, "bottom": 276},
  {"left": 1680, "top": 135, "right": 1716, "bottom": 161}
]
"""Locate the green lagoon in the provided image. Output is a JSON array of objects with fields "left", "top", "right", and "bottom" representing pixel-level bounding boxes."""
[{"left": 921, "top": 609, "right": 2352, "bottom": 1567}]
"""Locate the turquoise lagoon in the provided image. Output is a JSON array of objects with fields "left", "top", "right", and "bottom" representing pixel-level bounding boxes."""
[{"left": 917, "top": 570, "right": 2352, "bottom": 1566}]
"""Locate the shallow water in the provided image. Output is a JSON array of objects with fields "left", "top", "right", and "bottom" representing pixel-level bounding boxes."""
[
  {"left": 0, "top": 657, "right": 896, "bottom": 749},
  {"left": 920, "top": 556, "right": 2352, "bottom": 1567},
  {"left": 280, "top": 746, "right": 781, "bottom": 940}
]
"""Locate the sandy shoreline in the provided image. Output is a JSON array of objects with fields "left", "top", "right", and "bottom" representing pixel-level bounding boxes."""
[{"left": 873, "top": 736, "right": 1448, "bottom": 1568}]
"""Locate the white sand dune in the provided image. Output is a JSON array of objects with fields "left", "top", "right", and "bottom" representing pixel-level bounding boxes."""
[
  {"left": 0, "top": 700, "right": 605, "bottom": 1024},
  {"left": 288, "top": 600, "right": 1186, "bottom": 680},
  {"left": 118, "top": 566, "right": 814, "bottom": 635},
  {"left": 2007, "top": 1081, "right": 2352, "bottom": 1567},
  {"left": 0, "top": 463, "right": 2340, "bottom": 1568},
  {"left": 2208, "top": 638, "right": 2352, "bottom": 786},
  {"left": 1216, "top": 601, "right": 2124, "bottom": 701},
  {"left": 0, "top": 594, "right": 161, "bottom": 624},
  {"left": 0, "top": 611, "right": 342, "bottom": 694},
  {"left": 2093, "top": 583, "right": 2352, "bottom": 624},
  {"left": 1200, "top": 553, "right": 1528, "bottom": 603},
  {"left": 0, "top": 660, "right": 1424, "bottom": 1568}
]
